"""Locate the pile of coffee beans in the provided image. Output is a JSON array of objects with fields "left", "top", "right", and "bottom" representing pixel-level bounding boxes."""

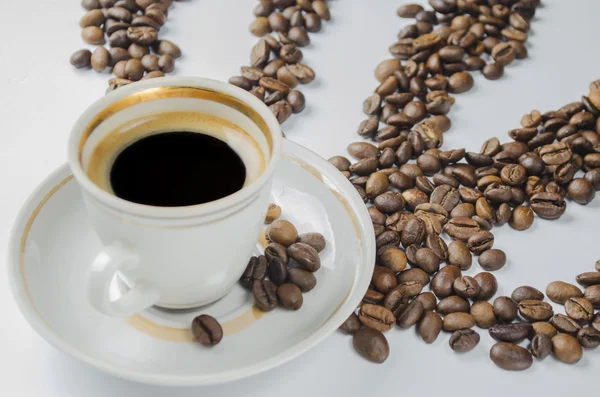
[
  {"left": 229, "top": 0, "right": 332, "bottom": 124},
  {"left": 70, "top": 0, "right": 182, "bottom": 92},
  {"left": 241, "top": 203, "right": 325, "bottom": 311},
  {"left": 330, "top": 0, "right": 600, "bottom": 370},
  {"left": 190, "top": 203, "right": 325, "bottom": 347}
]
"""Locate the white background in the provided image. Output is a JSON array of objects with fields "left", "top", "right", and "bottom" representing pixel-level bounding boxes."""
[{"left": 1, "top": 0, "right": 599, "bottom": 396}]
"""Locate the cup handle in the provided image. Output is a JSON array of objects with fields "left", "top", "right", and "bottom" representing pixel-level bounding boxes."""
[{"left": 87, "top": 242, "right": 161, "bottom": 317}]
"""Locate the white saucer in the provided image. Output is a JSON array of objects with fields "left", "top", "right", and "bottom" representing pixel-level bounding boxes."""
[{"left": 7, "top": 139, "right": 375, "bottom": 386}]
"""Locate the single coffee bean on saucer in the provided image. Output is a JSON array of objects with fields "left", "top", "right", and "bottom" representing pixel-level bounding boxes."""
[{"left": 191, "top": 315, "right": 223, "bottom": 346}]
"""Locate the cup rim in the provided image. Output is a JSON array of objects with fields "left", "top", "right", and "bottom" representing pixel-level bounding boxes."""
[{"left": 68, "top": 76, "right": 283, "bottom": 219}]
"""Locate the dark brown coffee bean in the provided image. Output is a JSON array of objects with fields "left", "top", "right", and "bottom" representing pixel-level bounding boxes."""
[
  {"left": 446, "top": 216, "right": 480, "bottom": 241},
  {"left": 490, "top": 342, "right": 533, "bottom": 371},
  {"left": 481, "top": 62, "right": 504, "bottom": 80},
  {"left": 584, "top": 285, "right": 600, "bottom": 308},
  {"left": 565, "top": 297, "right": 594, "bottom": 324},
  {"left": 450, "top": 329, "right": 480, "bottom": 352},
  {"left": 577, "top": 327, "right": 600, "bottom": 348},
  {"left": 401, "top": 189, "right": 428, "bottom": 211},
  {"left": 418, "top": 311, "right": 442, "bottom": 343},
  {"left": 546, "top": 281, "right": 583, "bottom": 304},
  {"left": 474, "top": 272, "right": 498, "bottom": 301},
  {"left": 267, "top": 256, "right": 288, "bottom": 286},
  {"left": 277, "top": 283, "right": 303, "bottom": 310},
  {"left": 357, "top": 116, "right": 379, "bottom": 138},
  {"left": 70, "top": 49, "right": 92, "bottom": 68},
  {"left": 359, "top": 304, "right": 396, "bottom": 332},
  {"left": 430, "top": 184, "right": 461, "bottom": 212},
  {"left": 287, "top": 267, "right": 316, "bottom": 292},
  {"left": 493, "top": 296, "right": 518, "bottom": 323},
  {"left": 191, "top": 314, "right": 223, "bottom": 346},
  {"left": 478, "top": 249, "right": 506, "bottom": 271},
  {"left": 372, "top": 266, "right": 398, "bottom": 294},
  {"left": 518, "top": 300, "right": 553, "bottom": 322},
  {"left": 339, "top": 313, "right": 361, "bottom": 334},
  {"left": 466, "top": 231, "right": 494, "bottom": 255},
  {"left": 443, "top": 312, "right": 475, "bottom": 331},
  {"left": 568, "top": 178, "right": 596, "bottom": 204},
  {"left": 82, "top": 0, "right": 101, "bottom": 10},
  {"left": 270, "top": 100, "right": 293, "bottom": 124},
  {"left": 530, "top": 333, "right": 552, "bottom": 359},
  {"left": 431, "top": 265, "right": 462, "bottom": 299},
  {"left": 364, "top": 288, "right": 384, "bottom": 304},
  {"left": 374, "top": 191, "right": 405, "bottom": 214},
  {"left": 448, "top": 71, "right": 474, "bottom": 93},
  {"left": 489, "top": 323, "right": 531, "bottom": 343},
  {"left": 284, "top": 90, "right": 304, "bottom": 114},
  {"left": 397, "top": 268, "right": 429, "bottom": 288},
  {"left": 229, "top": 76, "right": 253, "bottom": 90},
  {"left": 376, "top": 231, "right": 400, "bottom": 250},
  {"left": 241, "top": 255, "right": 267, "bottom": 288},
  {"left": 576, "top": 272, "right": 600, "bottom": 287},
  {"left": 152, "top": 39, "right": 181, "bottom": 59},
  {"left": 448, "top": 240, "right": 472, "bottom": 270},
  {"left": 253, "top": 279, "right": 278, "bottom": 311},
  {"left": 509, "top": 205, "right": 534, "bottom": 231},
  {"left": 552, "top": 334, "right": 583, "bottom": 364},
  {"left": 453, "top": 276, "right": 479, "bottom": 299},
  {"left": 471, "top": 301, "right": 496, "bottom": 328},
  {"left": 288, "top": 243, "right": 320, "bottom": 272},
  {"left": 396, "top": 299, "right": 424, "bottom": 329},
  {"left": 414, "top": 248, "right": 441, "bottom": 274},
  {"left": 353, "top": 328, "right": 389, "bottom": 363},
  {"left": 437, "top": 296, "right": 470, "bottom": 315},
  {"left": 530, "top": 192, "right": 566, "bottom": 219}
]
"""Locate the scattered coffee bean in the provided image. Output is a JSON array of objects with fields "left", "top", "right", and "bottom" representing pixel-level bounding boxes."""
[
  {"left": 518, "top": 300, "right": 554, "bottom": 322},
  {"left": 474, "top": 272, "right": 498, "bottom": 301},
  {"left": 478, "top": 249, "right": 507, "bottom": 271},
  {"left": 546, "top": 281, "right": 583, "bottom": 304},
  {"left": 277, "top": 283, "right": 303, "bottom": 310},
  {"left": 471, "top": 301, "right": 497, "bottom": 329},
  {"left": 191, "top": 315, "right": 223, "bottom": 346},
  {"left": 577, "top": 327, "right": 600, "bottom": 349},
  {"left": 267, "top": 220, "right": 298, "bottom": 246},
  {"left": 443, "top": 312, "right": 475, "bottom": 331},
  {"left": 493, "top": 296, "right": 518, "bottom": 323},
  {"left": 352, "top": 328, "right": 389, "bottom": 364},
  {"left": 252, "top": 279, "right": 278, "bottom": 311},
  {"left": 530, "top": 334, "right": 552, "bottom": 359},
  {"left": 552, "top": 333, "right": 583, "bottom": 364},
  {"left": 418, "top": 311, "right": 443, "bottom": 343},
  {"left": 359, "top": 304, "right": 396, "bottom": 332},
  {"left": 490, "top": 342, "right": 533, "bottom": 371},
  {"left": 449, "top": 329, "right": 480, "bottom": 352}
]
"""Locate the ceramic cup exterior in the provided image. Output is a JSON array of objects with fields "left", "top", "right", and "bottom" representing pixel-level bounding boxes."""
[{"left": 68, "top": 77, "right": 282, "bottom": 316}]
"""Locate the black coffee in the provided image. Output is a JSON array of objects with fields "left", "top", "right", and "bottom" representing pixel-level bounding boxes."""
[{"left": 110, "top": 131, "right": 246, "bottom": 207}]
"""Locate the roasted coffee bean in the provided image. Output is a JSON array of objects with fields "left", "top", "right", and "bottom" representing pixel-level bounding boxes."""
[
  {"left": 577, "top": 327, "right": 600, "bottom": 348},
  {"left": 576, "top": 272, "right": 600, "bottom": 287},
  {"left": 493, "top": 296, "right": 518, "bottom": 323},
  {"left": 551, "top": 314, "right": 582, "bottom": 335},
  {"left": 425, "top": 234, "right": 449, "bottom": 261},
  {"left": 376, "top": 230, "right": 400, "bottom": 250},
  {"left": 402, "top": 188, "right": 429, "bottom": 211},
  {"left": 490, "top": 342, "right": 533, "bottom": 371},
  {"left": 267, "top": 256, "right": 288, "bottom": 286},
  {"left": 288, "top": 243, "right": 320, "bottom": 272},
  {"left": 229, "top": 76, "right": 253, "bottom": 90},
  {"left": 474, "top": 272, "right": 498, "bottom": 301},
  {"left": 359, "top": 304, "right": 396, "bottom": 332},
  {"left": 437, "top": 296, "right": 470, "bottom": 315},
  {"left": 352, "top": 328, "right": 389, "bottom": 364},
  {"left": 443, "top": 312, "right": 475, "bottom": 331},
  {"left": 450, "top": 203, "right": 475, "bottom": 218},
  {"left": 329, "top": 156, "right": 351, "bottom": 172},
  {"left": 339, "top": 313, "right": 361, "bottom": 334},
  {"left": 568, "top": 178, "right": 596, "bottom": 204},
  {"left": 453, "top": 276, "right": 480, "bottom": 299},
  {"left": 192, "top": 314, "right": 223, "bottom": 346},
  {"left": 82, "top": 0, "right": 101, "bottom": 10},
  {"left": 509, "top": 205, "right": 534, "bottom": 231},
  {"left": 478, "top": 249, "right": 506, "bottom": 271},
  {"left": 518, "top": 300, "right": 554, "bottom": 322},
  {"left": 531, "top": 334, "right": 552, "bottom": 359},
  {"left": 267, "top": 220, "right": 298, "bottom": 246},
  {"left": 364, "top": 289, "right": 384, "bottom": 304},
  {"left": 396, "top": 299, "right": 424, "bottom": 329},
  {"left": 357, "top": 116, "right": 379, "bottom": 138},
  {"left": 419, "top": 311, "right": 443, "bottom": 343},
  {"left": 277, "top": 283, "right": 303, "bottom": 310},
  {"left": 519, "top": 153, "right": 544, "bottom": 177},
  {"left": 448, "top": 240, "right": 472, "bottom": 270},
  {"left": 295, "top": 233, "right": 324, "bottom": 253},
  {"left": 431, "top": 265, "right": 462, "bottom": 298},
  {"left": 108, "top": 47, "right": 130, "bottom": 65},
  {"left": 70, "top": 49, "right": 92, "bottom": 68},
  {"left": 415, "top": 176, "right": 436, "bottom": 195},
  {"left": 530, "top": 192, "right": 566, "bottom": 219},
  {"left": 372, "top": 266, "right": 398, "bottom": 294},
  {"left": 253, "top": 279, "right": 278, "bottom": 311},
  {"left": 153, "top": 39, "right": 181, "bottom": 59},
  {"left": 466, "top": 231, "right": 494, "bottom": 255},
  {"left": 446, "top": 217, "right": 480, "bottom": 241},
  {"left": 82, "top": 25, "right": 105, "bottom": 44},
  {"left": 287, "top": 267, "right": 316, "bottom": 292},
  {"left": 366, "top": 172, "right": 389, "bottom": 199},
  {"left": 80, "top": 9, "right": 105, "bottom": 28},
  {"left": 397, "top": 268, "right": 430, "bottom": 287},
  {"left": 375, "top": 191, "right": 406, "bottom": 214},
  {"left": 482, "top": 62, "right": 504, "bottom": 80},
  {"left": 584, "top": 285, "right": 600, "bottom": 308},
  {"left": 377, "top": 247, "right": 407, "bottom": 273},
  {"left": 563, "top": 297, "right": 594, "bottom": 324},
  {"left": 449, "top": 329, "right": 480, "bottom": 352},
  {"left": 413, "top": 292, "right": 436, "bottom": 313},
  {"left": 286, "top": 90, "right": 306, "bottom": 114},
  {"left": 546, "top": 281, "right": 583, "bottom": 304},
  {"left": 91, "top": 46, "right": 110, "bottom": 72},
  {"left": 532, "top": 322, "right": 558, "bottom": 339},
  {"left": 552, "top": 334, "right": 583, "bottom": 364},
  {"left": 489, "top": 323, "right": 532, "bottom": 343},
  {"left": 241, "top": 255, "right": 268, "bottom": 288},
  {"left": 448, "top": 71, "right": 474, "bottom": 93},
  {"left": 471, "top": 301, "right": 497, "bottom": 328},
  {"left": 383, "top": 286, "right": 410, "bottom": 315}
]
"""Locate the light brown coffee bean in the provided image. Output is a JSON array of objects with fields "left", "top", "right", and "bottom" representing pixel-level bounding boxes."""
[
  {"left": 418, "top": 311, "right": 443, "bottom": 343},
  {"left": 471, "top": 301, "right": 496, "bottom": 328},
  {"left": 518, "top": 300, "right": 554, "bottom": 322},
  {"left": 437, "top": 296, "right": 470, "bottom": 315},
  {"left": 443, "top": 312, "right": 475, "bottom": 331},
  {"left": 431, "top": 265, "right": 462, "bottom": 299},
  {"left": 474, "top": 272, "right": 498, "bottom": 301},
  {"left": 552, "top": 334, "right": 583, "bottom": 364},
  {"left": 490, "top": 342, "right": 533, "bottom": 371},
  {"left": 478, "top": 249, "right": 507, "bottom": 271},
  {"left": 359, "top": 304, "right": 396, "bottom": 332},
  {"left": 546, "top": 281, "right": 583, "bottom": 304},
  {"left": 453, "top": 276, "right": 480, "bottom": 299},
  {"left": 82, "top": 26, "right": 105, "bottom": 44},
  {"left": 90, "top": 46, "right": 110, "bottom": 72},
  {"left": 339, "top": 313, "right": 361, "bottom": 334},
  {"left": 447, "top": 240, "right": 472, "bottom": 270}
]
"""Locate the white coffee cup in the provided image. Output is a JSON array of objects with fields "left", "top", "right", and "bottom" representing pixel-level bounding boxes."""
[{"left": 68, "top": 77, "right": 282, "bottom": 317}]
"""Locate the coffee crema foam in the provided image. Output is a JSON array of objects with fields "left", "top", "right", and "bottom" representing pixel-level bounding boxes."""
[{"left": 86, "top": 111, "right": 266, "bottom": 195}]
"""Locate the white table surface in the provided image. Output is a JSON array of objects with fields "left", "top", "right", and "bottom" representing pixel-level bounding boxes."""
[{"left": 1, "top": 0, "right": 599, "bottom": 396}]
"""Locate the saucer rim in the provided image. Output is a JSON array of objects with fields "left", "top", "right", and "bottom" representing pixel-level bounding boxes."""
[{"left": 7, "top": 139, "right": 375, "bottom": 386}]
